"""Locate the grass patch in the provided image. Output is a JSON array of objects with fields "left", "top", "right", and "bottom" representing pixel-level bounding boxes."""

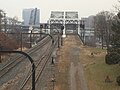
[{"left": 80, "top": 47, "right": 120, "bottom": 90}]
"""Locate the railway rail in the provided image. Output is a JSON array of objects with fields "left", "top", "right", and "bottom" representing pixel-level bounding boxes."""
[
  {"left": 0, "top": 36, "right": 50, "bottom": 78},
  {"left": 20, "top": 38, "right": 58, "bottom": 90},
  {"left": 0, "top": 34, "right": 59, "bottom": 90}
]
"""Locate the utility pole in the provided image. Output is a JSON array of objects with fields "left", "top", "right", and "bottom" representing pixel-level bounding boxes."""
[
  {"left": 80, "top": 20, "right": 85, "bottom": 45},
  {"left": 0, "top": 10, "right": 3, "bottom": 32},
  {"left": 40, "top": 24, "right": 43, "bottom": 38},
  {"left": 82, "top": 20, "right": 85, "bottom": 45},
  {"left": 29, "top": 26, "right": 33, "bottom": 48},
  {"left": 61, "top": 25, "right": 64, "bottom": 46},
  {"left": 30, "top": 30, "right": 32, "bottom": 48},
  {"left": 50, "top": 56, "right": 56, "bottom": 90},
  {"left": 21, "top": 33, "right": 22, "bottom": 51},
  {"left": 4, "top": 13, "right": 7, "bottom": 33},
  {"left": 0, "top": 10, "right": 3, "bottom": 63},
  {"left": 101, "top": 29, "right": 104, "bottom": 49},
  {"left": 0, "top": 44, "right": 2, "bottom": 63}
]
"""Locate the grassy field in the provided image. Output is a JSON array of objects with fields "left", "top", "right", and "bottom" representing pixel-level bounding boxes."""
[{"left": 80, "top": 46, "right": 120, "bottom": 90}]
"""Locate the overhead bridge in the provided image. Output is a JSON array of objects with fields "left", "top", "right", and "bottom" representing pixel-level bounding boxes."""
[{"left": 48, "top": 11, "right": 80, "bottom": 36}]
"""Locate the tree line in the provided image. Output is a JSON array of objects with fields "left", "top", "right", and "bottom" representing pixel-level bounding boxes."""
[
  {"left": 93, "top": 2, "right": 120, "bottom": 85},
  {"left": 93, "top": 8, "right": 120, "bottom": 65}
]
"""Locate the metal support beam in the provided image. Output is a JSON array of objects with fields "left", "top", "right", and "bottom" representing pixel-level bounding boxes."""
[
  {"left": 0, "top": 50, "right": 35, "bottom": 90},
  {"left": 7, "top": 32, "right": 54, "bottom": 42},
  {"left": 46, "top": 33, "right": 54, "bottom": 44},
  {"left": 30, "top": 30, "right": 32, "bottom": 48},
  {"left": 21, "top": 33, "right": 22, "bottom": 51},
  {"left": 61, "top": 36, "right": 63, "bottom": 46},
  {"left": 58, "top": 35, "right": 60, "bottom": 48}
]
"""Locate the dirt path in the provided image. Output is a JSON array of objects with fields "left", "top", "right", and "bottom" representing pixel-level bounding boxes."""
[
  {"left": 77, "top": 63, "right": 88, "bottom": 90},
  {"left": 56, "top": 35, "right": 88, "bottom": 90},
  {"left": 69, "top": 47, "right": 88, "bottom": 90},
  {"left": 70, "top": 62, "right": 77, "bottom": 90}
]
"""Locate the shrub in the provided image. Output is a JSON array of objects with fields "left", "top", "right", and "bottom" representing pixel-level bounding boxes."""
[
  {"left": 105, "top": 52, "right": 120, "bottom": 65},
  {"left": 116, "top": 76, "right": 120, "bottom": 86}
]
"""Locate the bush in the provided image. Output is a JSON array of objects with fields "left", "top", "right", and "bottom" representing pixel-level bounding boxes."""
[
  {"left": 116, "top": 76, "right": 120, "bottom": 86},
  {"left": 105, "top": 52, "right": 120, "bottom": 65}
]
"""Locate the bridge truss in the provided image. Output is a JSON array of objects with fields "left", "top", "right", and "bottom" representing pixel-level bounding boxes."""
[{"left": 48, "top": 11, "right": 80, "bottom": 36}]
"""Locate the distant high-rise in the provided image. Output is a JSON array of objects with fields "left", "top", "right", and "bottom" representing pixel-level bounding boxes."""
[{"left": 22, "top": 8, "right": 40, "bottom": 26}]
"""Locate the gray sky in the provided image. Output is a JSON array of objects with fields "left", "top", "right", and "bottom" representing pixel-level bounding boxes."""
[{"left": 0, "top": 0, "right": 118, "bottom": 22}]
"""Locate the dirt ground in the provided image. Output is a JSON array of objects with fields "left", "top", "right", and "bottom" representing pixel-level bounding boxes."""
[
  {"left": 56, "top": 35, "right": 120, "bottom": 90},
  {"left": 55, "top": 35, "right": 88, "bottom": 90}
]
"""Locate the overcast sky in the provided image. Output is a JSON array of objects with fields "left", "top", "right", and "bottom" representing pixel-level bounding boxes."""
[{"left": 0, "top": 0, "right": 118, "bottom": 22}]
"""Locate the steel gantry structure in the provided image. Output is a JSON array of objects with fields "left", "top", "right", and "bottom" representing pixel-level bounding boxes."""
[{"left": 48, "top": 11, "right": 80, "bottom": 37}]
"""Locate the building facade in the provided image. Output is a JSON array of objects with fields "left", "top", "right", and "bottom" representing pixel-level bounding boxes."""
[
  {"left": 22, "top": 8, "right": 40, "bottom": 26},
  {"left": 81, "top": 16, "right": 95, "bottom": 46}
]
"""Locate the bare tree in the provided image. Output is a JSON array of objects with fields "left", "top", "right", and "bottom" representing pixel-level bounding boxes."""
[
  {"left": 113, "top": 0, "right": 120, "bottom": 12},
  {"left": 94, "top": 11, "right": 114, "bottom": 49}
]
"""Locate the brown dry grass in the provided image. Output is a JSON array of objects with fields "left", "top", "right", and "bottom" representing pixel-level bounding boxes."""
[
  {"left": 55, "top": 37, "right": 70, "bottom": 90},
  {"left": 79, "top": 46, "right": 120, "bottom": 90}
]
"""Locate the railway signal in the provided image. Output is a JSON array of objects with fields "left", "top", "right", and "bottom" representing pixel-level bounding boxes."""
[{"left": 61, "top": 25, "right": 64, "bottom": 46}]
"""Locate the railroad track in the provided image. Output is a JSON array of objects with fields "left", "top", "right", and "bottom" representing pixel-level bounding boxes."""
[
  {"left": 19, "top": 36, "right": 58, "bottom": 90},
  {"left": 0, "top": 35, "right": 53, "bottom": 79},
  {"left": 0, "top": 34, "right": 59, "bottom": 90}
]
